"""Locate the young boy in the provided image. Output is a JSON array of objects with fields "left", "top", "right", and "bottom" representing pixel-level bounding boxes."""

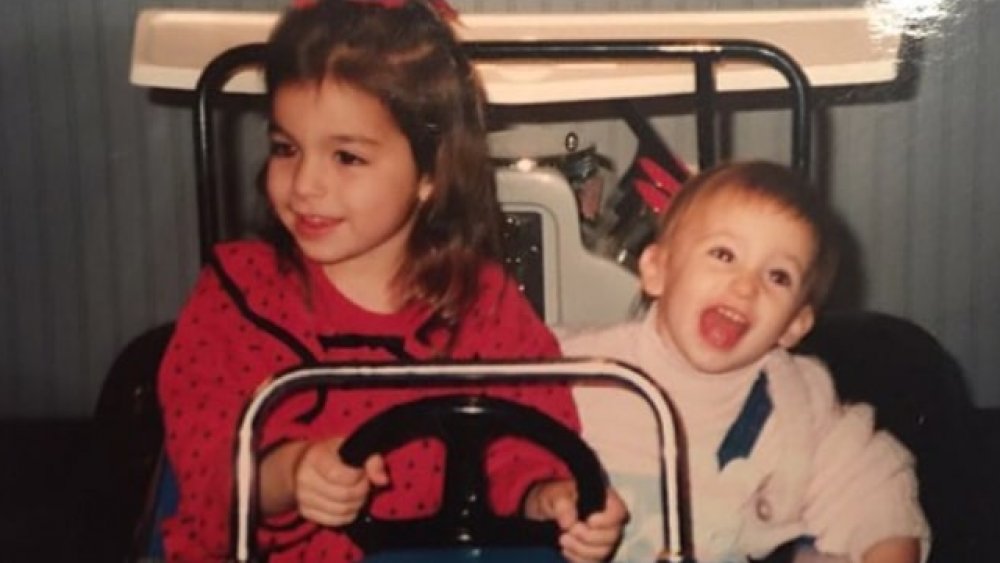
[{"left": 561, "top": 161, "right": 929, "bottom": 562}]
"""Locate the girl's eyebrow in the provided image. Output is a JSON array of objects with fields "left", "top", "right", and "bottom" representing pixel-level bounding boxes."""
[
  {"left": 326, "top": 133, "right": 380, "bottom": 146},
  {"left": 266, "top": 123, "right": 379, "bottom": 146},
  {"left": 267, "top": 123, "right": 288, "bottom": 136}
]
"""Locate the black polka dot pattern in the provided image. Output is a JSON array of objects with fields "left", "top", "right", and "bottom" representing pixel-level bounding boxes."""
[{"left": 157, "top": 242, "right": 579, "bottom": 561}]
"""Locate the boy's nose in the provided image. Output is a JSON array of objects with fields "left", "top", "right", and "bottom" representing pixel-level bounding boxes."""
[{"left": 730, "top": 271, "right": 760, "bottom": 298}]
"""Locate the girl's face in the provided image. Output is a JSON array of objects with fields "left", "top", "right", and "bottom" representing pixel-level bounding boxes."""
[
  {"left": 639, "top": 190, "right": 816, "bottom": 374},
  {"left": 267, "top": 79, "right": 433, "bottom": 303}
]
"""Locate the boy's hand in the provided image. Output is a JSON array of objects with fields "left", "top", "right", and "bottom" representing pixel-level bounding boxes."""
[
  {"left": 293, "top": 436, "right": 389, "bottom": 527},
  {"left": 524, "top": 479, "right": 628, "bottom": 562}
]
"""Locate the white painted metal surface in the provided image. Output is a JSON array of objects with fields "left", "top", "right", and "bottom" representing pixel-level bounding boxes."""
[{"left": 130, "top": 8, "right": 903, "bottom": 102}]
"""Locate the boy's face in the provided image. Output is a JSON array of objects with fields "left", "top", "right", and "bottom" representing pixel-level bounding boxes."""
[{"left": 639, "top": 191, "right": 817, "bottom": 374}]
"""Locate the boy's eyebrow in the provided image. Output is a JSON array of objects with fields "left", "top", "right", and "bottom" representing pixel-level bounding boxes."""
[
  {"left": 779, "top": 254, "right": 808, "bottom": 273},
  {"left": 700, "top": 228, "right": 810, "bottom": 272},
  {"left": 769, "top": 248, "right": 811, "bottom": 278}
]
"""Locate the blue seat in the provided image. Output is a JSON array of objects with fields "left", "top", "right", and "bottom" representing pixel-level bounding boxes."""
[
  {"left": 92, "top": 323, "right": 174, "bottom": 560},
  {"left": 142, "top": 457, "right": 179, "bottom": 559},
  {"left": 363, "top": 547, "right": 564, "bottom": 562}
]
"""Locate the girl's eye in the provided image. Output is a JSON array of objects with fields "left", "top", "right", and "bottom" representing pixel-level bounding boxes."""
[
  {"left": 768, "top": 269, "right": 794, "bottom": 288},
  {"left": 269, "top": 139, "right": 296, "bottom": 158},
  {"left": 707, "top": 246, "right": 735, "bottom": 263},
  {"left": 334, "top": 150, "right": 366, "bottom": 166}
]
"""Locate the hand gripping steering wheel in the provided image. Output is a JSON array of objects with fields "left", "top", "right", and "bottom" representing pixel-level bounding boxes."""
[{"left": 338, "top": 393, "right": 607, "bottom": 555}]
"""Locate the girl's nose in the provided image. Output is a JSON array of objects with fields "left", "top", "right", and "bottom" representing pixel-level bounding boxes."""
[{"left": 291, "top": 156, "right": 326, "bottom": 198}]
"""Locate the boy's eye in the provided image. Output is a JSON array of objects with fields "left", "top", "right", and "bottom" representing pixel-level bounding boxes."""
[
  {"left": 269, "top": 139, "right": 296, "bottom": 158},
  {"left": 768, "top": 269, "right": 794, "bottom": 288},
  {"left": 707, "top": 246, "right": 734, "bottom": 263}
]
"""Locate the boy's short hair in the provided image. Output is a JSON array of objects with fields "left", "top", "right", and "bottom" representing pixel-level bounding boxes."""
[{"left": 656, "top": 160, "right": 840, "bottom": 309}]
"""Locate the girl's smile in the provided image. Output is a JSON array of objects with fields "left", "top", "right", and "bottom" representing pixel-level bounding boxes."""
[{"left": 292, "top": 213, "right": 345, "bottom": 240}]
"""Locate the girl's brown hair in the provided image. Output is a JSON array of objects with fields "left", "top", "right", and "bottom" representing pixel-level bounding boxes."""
[
  {"left": 261, "top": 0, "right": 501, "bottom": 322},
  {"left": 656, "top": 160, "right": 840, "bottom": 309}
]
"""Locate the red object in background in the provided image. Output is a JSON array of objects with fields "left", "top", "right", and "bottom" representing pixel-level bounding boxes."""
[
  {"left": 603, "top": 127, "right": 692, "bottom": 270},
  {"left": 633, "top": 157, "right": 685, "bottom": 214},
  {"left": 293, "top": 0, "right": 459, "bottom": 22},
  {"left": 427, "top": 0, "right": 459, "bottom": 21},
  {"left": 351, "top": 0, "right": 407, "bottom": 7}
]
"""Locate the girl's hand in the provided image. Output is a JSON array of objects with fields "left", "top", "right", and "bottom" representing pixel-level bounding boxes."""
[
  {"left": 524, "top": 479, "right": 628, "bottom": 562},
  {"left": 293, "top": 436, "right": 389, "bottom": 527}
]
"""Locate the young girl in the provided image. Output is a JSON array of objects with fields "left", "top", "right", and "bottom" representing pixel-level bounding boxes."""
[
  {"left": 563, "top": 161, "right": 928, "bottom": 562},
  {"left": 157, "top": 1, "right": 625, "bottom": 561}
]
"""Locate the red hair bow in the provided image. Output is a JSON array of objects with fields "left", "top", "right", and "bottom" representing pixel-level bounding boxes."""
[
  {"left": 352, "top": 0, "right": 406, "bottom": 6},
  {"left": 292, "top": 0, "right": 457, "bottom": 21}
]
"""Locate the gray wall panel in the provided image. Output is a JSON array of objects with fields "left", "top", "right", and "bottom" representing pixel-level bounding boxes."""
[
  {"left": 972, "top": 0, "right": 1000, "bottom": 404},
  {"left": 4, "top": 0, "right": 49, "bottom": 413}
]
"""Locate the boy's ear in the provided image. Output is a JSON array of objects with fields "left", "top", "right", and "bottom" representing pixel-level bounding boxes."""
[
  {"left": 638, "top": 243, "right": 667, "bottom": 298},
  {"left": 778, "top": 304, "right": 815, "bottom": 349}
]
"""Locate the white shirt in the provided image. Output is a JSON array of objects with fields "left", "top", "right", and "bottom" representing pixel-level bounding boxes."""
[{"left": 559, "top": 307, "right": 929, "bottom": 563}]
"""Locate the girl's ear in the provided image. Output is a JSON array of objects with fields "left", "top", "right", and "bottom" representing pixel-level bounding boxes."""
[
  {"left": 638, "top": 243, "right": 667, "bottom": 298},
  {"left": 777, "top": 304, "right": 815, "bottom": 349},
  {"left": 417, "top": 174, "right": 434, "bottom": 203}
]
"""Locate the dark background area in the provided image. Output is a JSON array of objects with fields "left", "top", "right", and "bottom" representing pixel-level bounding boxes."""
[{"left": 2, "top": 0, "right": 999, "bottom": 560}]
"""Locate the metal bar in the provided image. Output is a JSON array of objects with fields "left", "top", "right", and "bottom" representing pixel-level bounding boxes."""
[
  {"left": 192, "top": 42, "right": 267, "bottom": 264},
  {"left": 192, "top": 39, "right": 812, "bottom": 258},
  {"left": 464, "top": 39, "right": 812, "bottom": 172},
  {"left": 714, "top": 40, "right": 812, "bottom": 172},
  {"left": 694, "top": 56, "right": 718, "bottom": 170},
  {"left": 231, "top": 360, "right": 686, "bottom": 562},
  {"left": 187, "top": 37, "right": 815, "bottom": 563}
]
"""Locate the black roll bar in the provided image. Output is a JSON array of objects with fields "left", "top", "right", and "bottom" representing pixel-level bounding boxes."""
[{"left": 193, "top": 39, "right": 812, "bottom": 264}]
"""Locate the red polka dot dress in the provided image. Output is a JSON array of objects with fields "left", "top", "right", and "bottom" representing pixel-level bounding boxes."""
[{"left": 157, "top": 241, "right": 578, "bottom": 562}]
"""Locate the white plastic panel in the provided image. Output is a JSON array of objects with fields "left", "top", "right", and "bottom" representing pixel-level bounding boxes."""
[
  {"left": 496, "top": 167, "right": 641, "bottom": 327},
  {"left": 130, "top": 8, "right": 904, "bottom": 102}
]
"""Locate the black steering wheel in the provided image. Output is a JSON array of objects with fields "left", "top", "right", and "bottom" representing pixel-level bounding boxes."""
[{"left": 338, "top": 394, "right": 607, "bottom": 554}]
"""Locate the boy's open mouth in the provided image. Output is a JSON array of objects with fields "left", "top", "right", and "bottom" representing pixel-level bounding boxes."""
[{"left": 699, "top": 306, "right": 748, "bottom": 349}]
